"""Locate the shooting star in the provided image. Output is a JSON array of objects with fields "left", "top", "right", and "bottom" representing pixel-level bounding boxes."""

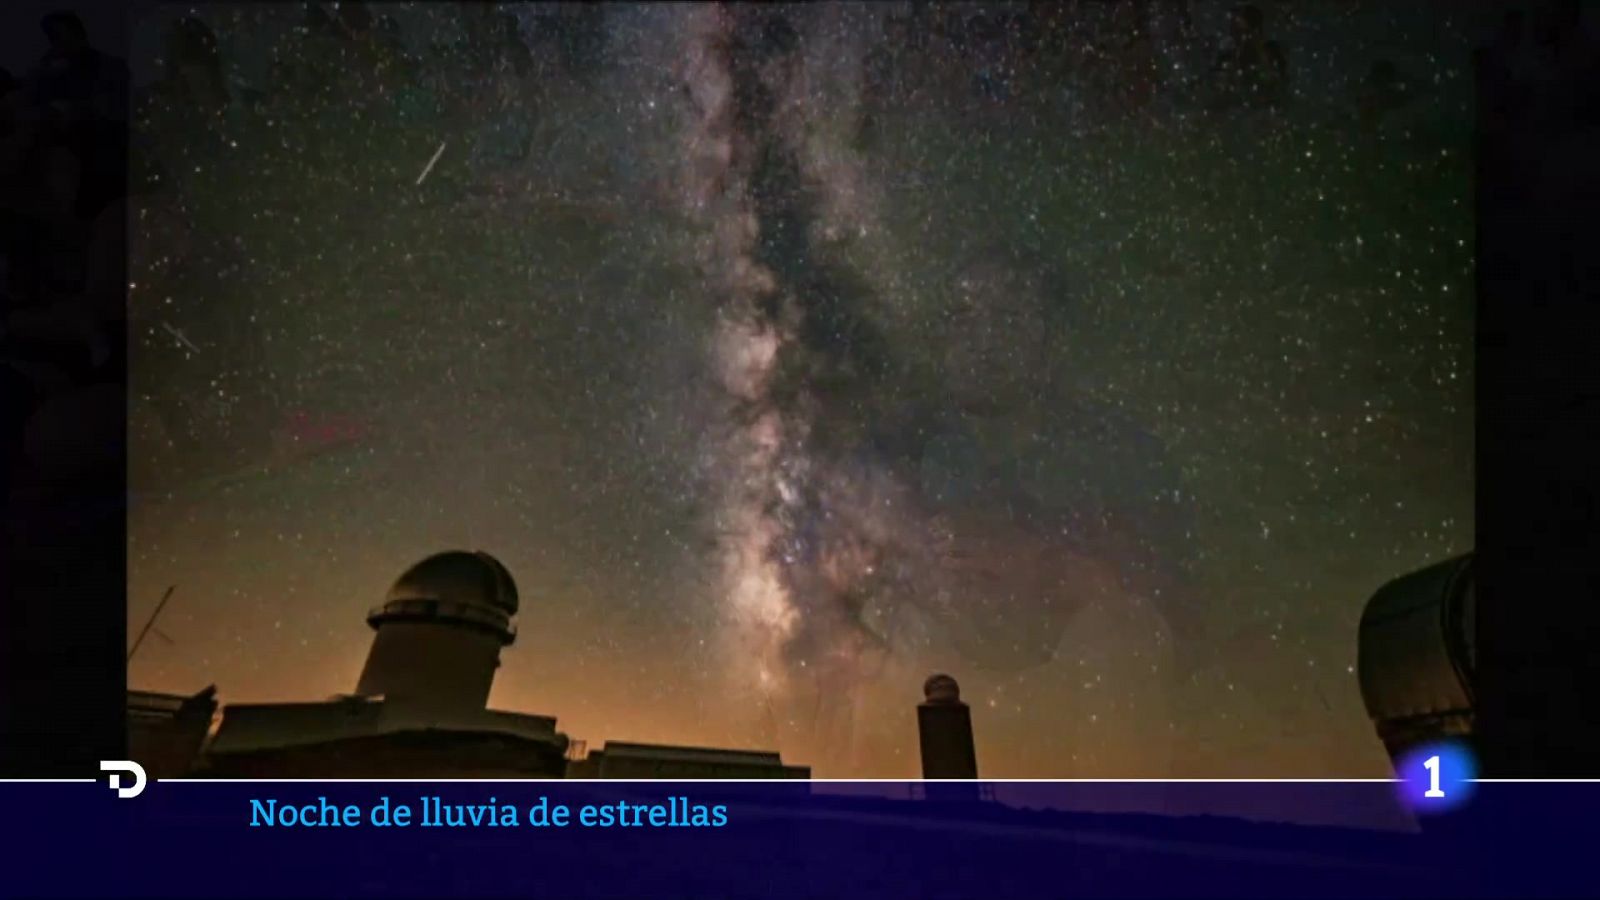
[
  {"left": 416, "top": 141, "right": 448, "bottom": 186},
  {"left": 162, "top": 322, "right": 200, "bottom": 354}
]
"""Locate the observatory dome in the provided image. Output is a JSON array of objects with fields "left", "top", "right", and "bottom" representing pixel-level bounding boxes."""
[
  {"left": 386, "top": 551, "right": 519, "bottom": 616},
  {"left": 923, "top": 674, "right": 961, "bottom": 704}
]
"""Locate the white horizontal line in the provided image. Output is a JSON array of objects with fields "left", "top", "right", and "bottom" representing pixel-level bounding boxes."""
[
  {"left": 152, "top": 778, "right": 1404, "bottom": 784},
  {"left": 4, "top": 778, "right": 1587, "bottom": 785},
  {"left": 1471, "top": 778, "right": 1600, "bottom": 783}
]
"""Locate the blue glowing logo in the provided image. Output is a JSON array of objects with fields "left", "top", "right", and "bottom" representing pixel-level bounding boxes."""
[{"left": 1395, "top": 741, "right": 1478, "bottom": 814}]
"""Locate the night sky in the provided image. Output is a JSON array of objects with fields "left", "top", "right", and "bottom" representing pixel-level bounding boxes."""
[{"left": 126, "top": 1, "right": 1478, "bottom": 782}]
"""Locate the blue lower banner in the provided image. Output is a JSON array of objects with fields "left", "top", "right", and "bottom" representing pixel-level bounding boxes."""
[{"left": 5, "top": 779, "right": 1590, "bottom": 897}]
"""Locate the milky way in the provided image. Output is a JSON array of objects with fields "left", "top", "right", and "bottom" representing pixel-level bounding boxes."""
[
  {"left": 670, "top": 5, "right": 1215, "bottom": 770},
  {"left": 674, "top": 5, "right": 903, "bottom": 764}
]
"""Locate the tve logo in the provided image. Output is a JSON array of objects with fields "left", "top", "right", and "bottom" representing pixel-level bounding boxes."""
[
  {"left": 100, "top": 761, "right": 147, "bottom": 799},
  {"left": 1396, "top": 742, "right": 1477, "bottom": 813}
]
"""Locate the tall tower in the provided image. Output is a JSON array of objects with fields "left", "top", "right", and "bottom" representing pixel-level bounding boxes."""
[
  {"left": 918, "top": 673, "right": 979, "bottom": 783},
  {"left": 355, "top": 551, "right": 518, "bottom": 716}
]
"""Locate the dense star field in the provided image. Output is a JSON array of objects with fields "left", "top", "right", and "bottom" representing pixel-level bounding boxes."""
[{"left": 126, "top": 2, "right": 1475, "bottom": 780}]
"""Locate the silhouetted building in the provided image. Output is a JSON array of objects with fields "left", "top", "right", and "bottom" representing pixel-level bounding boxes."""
[
  {"left": 204, "top": 703, "right": 569, "bottom": 778},
  {"left": 127, "top": 686, "right": 215, "bottom": 778},
  {"left": 355, "top": 550, "right": 518, "bottom": 715},
  {"left": 567, "top": 742, "right": 809, "bottom": 779},
  {"left": 1358, "top": 554, "right": 1475, "bottom": 765},
  {"left": 918, "top": 673, "right": 981, "bottom": 800},
  {"left": 139, "top": 550, "right": 806, "bottom": 780}
]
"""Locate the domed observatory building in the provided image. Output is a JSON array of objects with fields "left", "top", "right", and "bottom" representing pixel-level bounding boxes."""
[
  {"left": 1357, "top": 553, "right": 1476, "bottom": 767},
  {"left": 356, "top": 551, "right": 520, "bottom": 715},
  {"left": 203, "top": 551, "right": 570, "bottom": 778}
]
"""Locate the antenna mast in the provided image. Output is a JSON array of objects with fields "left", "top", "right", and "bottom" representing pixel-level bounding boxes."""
[{"left": 128, "top": 585, "right": 177, "bottom": 664}]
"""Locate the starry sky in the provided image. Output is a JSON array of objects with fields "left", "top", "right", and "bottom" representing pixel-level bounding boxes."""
[{"left": 126, "top": 1, "right": 1477, "bottom": 782}]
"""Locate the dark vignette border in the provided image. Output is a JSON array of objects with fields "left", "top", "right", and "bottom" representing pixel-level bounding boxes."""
[
  {"left": 1473, "top": 3, "right": 1600, "bottom": 778},
  {"left": 1, "top": 0, "right": 130, "bottom": 776}
]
